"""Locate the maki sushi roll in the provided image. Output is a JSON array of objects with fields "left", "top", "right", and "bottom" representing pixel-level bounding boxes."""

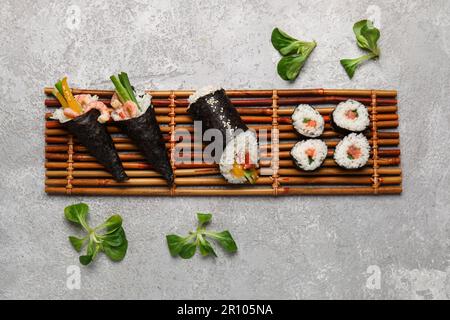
[
  {"left": 292, "top": 104, "right": 325, "bottom": 138},
  {"left": 188, "top": 86, "right": 259, "bottom": 184},
  {"left": 330, "top": 99, "right": 370, "bottom": 134},
  {"left": 109, "top": 72, "right": 173, "bottom": 185},
  {"left": 334, "top": 133, "right": 370, "bottom": 169},
  {"left": 291, "top": 139, "right": 327, "bottom": 171},
  {"left": 51, "top": 77, "right": 128, "bottom": 182}
]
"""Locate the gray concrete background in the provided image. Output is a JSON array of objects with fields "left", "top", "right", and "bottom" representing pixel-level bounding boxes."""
[{"left": 0, "top": 0, "right": 449, "bottom": 300}]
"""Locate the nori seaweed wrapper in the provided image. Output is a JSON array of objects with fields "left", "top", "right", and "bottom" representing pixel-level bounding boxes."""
[
  {"left": 188, "top": 89, "right": 248, "bottom": 148},
  {"left": 116, "top": 106, "right": 173, "bottom": 185},
  {"left": 63, "top": 109, "right": 128, "bottom": 182}
]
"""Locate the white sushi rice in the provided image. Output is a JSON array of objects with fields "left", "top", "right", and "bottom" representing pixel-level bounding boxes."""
[
  {"left": 332, "top": 99, "right": 370, "bottom": 132},
  {"left": 111, "top": 92, "right": 152, "bottom": 121},
  {"left": 219, "top": 130, "right": 259, "bottom": 184},
  {"left": 291, "top": 139, "right": 327, "bottom": 171},
  {"left": 188, "top": 85, "right": 221, "bottom": 105},
  {"left": 334, "top": 133, "right": 371, "bottom": 169},
  {"left": 292, "top": 104, "right": 325, "bottom": 137},
  {"left": 51, "top": 108, "right": 72, "bottom": 123},
  {"left": 51, "top": 95, "right": 100, "bottom": 123}
]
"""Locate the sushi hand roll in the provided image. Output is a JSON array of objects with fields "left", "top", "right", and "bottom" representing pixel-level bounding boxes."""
[
  {"left": 188, "top": 87, "right": 259, "bottom": 184},
  {"left": 292, "top": 104, "right": 325, "bottom": 138},
  {"left": 291, "top": 139, "right": 328, "bottom": 171},
  {"left": 330, "top": 99, "right": 370, "bottom": 134},
  {"left": 51, "top": 77, "right": 128, "bottom": 182},
  {"left": 109, "top": 72, "right": 173, "bottom": 185},
  {"left": 334, "top": 133, "right": 371, "bottom": 169}
]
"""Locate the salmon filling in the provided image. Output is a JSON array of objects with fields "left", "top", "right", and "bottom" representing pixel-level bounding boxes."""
[
  {"left": 345, "top": 109, "right": 359, "bottom": 120},
  {"left": 303, "top": 118, "right": 317, "bottom": 128},
  {"left": 347, "top": 145, "right": 362, "bottom": 160},
  {"left": 305, "top": 147, "right": 316, "bottom": 164}
]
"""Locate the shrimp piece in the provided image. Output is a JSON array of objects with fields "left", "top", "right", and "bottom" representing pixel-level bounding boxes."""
[
  {"left": 123, "top": 101, "right": 138, "bottom": 118},
  {"left": 110, "top": 93, "right": 123, "bottom": 110},
  {"left": 63, "top": 108, "right": 81, "bottom": 119},
  {"left": 110, "top": 99, "right": 139, "bottom": 120},
  {"left": 74, "top": 94, "right": 92, "bottom": 107},
  {"left": 114, "top": 107, "right": 129, "bottom": 120},
  {"left": 84, "top": 101, "right": 111, "bottom": 123}
]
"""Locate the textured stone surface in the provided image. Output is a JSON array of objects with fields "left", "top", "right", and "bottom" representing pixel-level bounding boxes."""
[{"left": 0, "top": 0, "right": 449, "bottom": 300}]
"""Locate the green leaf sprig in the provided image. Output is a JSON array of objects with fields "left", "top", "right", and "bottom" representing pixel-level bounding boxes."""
[
  {"left": 271, "top": 28, "right": 317, "bottom": 81},
  {"left": 64, "top": 203, "right": 128, "bottom": 265},
  {"left": 166, "top": 213, "right": 237, "bottom": 259},
  {"left": 340, "top": 20, "right": 381, "bottom": 79}
]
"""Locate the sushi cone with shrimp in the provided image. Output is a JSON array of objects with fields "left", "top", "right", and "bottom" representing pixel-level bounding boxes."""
[
  {"left": 51, "top": 78, "right": 128, "bottom": 182},
  {"left": 188, "top": 87, "right": 259, "bottom": 184},
  {"left": 109, "top": 73, "right": 173, "bottom": 185}
]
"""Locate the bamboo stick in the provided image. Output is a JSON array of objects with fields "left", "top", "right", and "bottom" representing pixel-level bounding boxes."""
[
  {"left": 45, "top": 161, "right": 218, "bottom": 170},
  {"left": 46, "top": 167, "right": 221, "bottom": 178},
  {"left": 45, "top": 186, "right": 275, "bottom": 196},
  {"left": 46, "top": 187, "right": 172, "bottom": 196},
  {"left": 45, "top": 114, "right": 398, "bottom": 127},
  {"left": 45, "top": 175, "right": 401, "bottom": 187},
  {"left": 148, "top": 97, "right": 397, "bottom": 106},
  {"left": 44, "top": 121, "right": 399, "bottom": 137},
  {"left": 276, "top": 186, "right": 402, "bottom": 195},
  {"left": 44, "top": 105, "right": 398, "bottom": 118},
  {"left": 278, "top": 176, "right": 401, "bottom": 185},
  {"left": 277, "top": 167, "right": 401, "bottom": 176},
  {"left": 44, "top": 87, "right": 397, "bottom": 98},
  {"left": 45, "top": 152, "right": 146, "bottom": 161},
  {"left": 44, "top": 137, "right": 400, "bottom": 154},
  {"left": 45, "top": 166, "right": 400, "bottom": 179},
  {"left": 45, "top": 131, "right": 400, "bottom": 144},
  {"left": 262, "top": 139, "right": 399, "bottom": 150},
  {"left": 45, "top": 148, "right": 400, "bottom": 162},
  {"left": 167, "top": 148, "right": 401, "bottom": 159},
  {"left": 45, "top": 97, "right": 399, "bottom": 109},
  {"left": 45, "top": 186, "right": 402, "bottom": 196},
  {"left": 45, "top": 157, "right": 400, "bottom": 171}
]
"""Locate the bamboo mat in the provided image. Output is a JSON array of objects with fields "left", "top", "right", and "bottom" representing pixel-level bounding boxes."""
[{"left": 44, "top": 88, "right": 402, "bottom": 196}]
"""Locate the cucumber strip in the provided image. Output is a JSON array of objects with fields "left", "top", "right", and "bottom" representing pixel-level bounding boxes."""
[
  {"left": 55, "top": 80, "right": 64, "bottom": 96},
  {"left": 119, "top": 72, "right": 140, "bottom": 110},
  {"left": 110, "top": 75, "right": 131, "bottom": 103}
]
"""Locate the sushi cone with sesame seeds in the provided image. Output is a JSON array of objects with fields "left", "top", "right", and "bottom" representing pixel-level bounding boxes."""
[{"left": 188, "top": 88, "right": 259, "bottom": 184}]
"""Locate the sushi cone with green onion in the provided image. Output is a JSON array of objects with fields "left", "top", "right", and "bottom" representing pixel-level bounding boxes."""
[{"left": 109, "top": 73, "right": 173, "bottom": 185}]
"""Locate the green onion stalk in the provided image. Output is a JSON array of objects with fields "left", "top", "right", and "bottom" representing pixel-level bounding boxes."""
[{"left": 110, "top": 72, "right": 141, "bottom": 111}]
